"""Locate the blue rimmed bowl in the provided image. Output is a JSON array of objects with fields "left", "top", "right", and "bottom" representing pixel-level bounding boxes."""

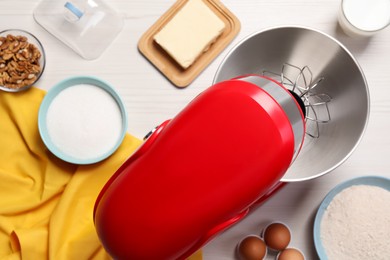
[
  {"left": 38, "top": 76, "right": 127, "bottom": 164},
  {"left": 313, "top": 176, "right": 390, "bottom": 259}
]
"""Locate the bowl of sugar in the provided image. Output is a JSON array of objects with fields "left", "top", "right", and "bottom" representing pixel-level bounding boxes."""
[{"left": 38, "top": 76, "right": 128, "bottom": 164}]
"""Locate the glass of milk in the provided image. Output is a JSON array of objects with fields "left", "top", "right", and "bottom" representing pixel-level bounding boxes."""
[{"left": 338, "top": 0, "right": 390, "bottom": 37}]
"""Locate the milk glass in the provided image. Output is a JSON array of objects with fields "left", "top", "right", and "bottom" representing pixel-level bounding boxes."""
[{"left": 338, "top": 0, "right": 390, "bottom": 37}]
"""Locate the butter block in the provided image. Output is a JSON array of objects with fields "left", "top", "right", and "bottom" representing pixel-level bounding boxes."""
[{"left": 154, "top": 0, "right": 225, "bottom": 69}]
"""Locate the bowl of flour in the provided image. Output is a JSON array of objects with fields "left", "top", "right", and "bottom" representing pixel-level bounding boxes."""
[
  {"left": 38, "top": 76, "right": 127, "bottom": 164},
  {"left": 314, "top": 176, "right": 390, "bottom": 260}
]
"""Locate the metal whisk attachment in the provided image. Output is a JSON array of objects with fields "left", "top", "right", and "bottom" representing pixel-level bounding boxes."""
[{"left": 263, "top": 63, "right": 332, "bottom": 138}]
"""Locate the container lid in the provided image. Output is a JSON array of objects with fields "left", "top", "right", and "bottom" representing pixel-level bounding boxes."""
[{"left": 33, "top": 0, "right": 124, "bottom": 60}]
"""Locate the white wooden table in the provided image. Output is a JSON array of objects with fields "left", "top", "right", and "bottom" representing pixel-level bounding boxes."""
[{"left": 1, "top": 0, "right": 390, "bottom": 259}]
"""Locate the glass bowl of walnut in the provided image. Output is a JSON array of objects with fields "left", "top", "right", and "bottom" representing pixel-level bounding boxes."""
[{"left": 0, "top": 29, "right": 45, "bottom": 92}]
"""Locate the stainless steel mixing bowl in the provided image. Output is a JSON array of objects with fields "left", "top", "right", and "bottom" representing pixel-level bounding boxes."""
[{"left": 213, "top": 26, "right": 370, "bottom": 182}]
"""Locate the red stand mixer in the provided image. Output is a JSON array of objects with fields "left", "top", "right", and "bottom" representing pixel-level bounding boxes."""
[{"left": 94, "top": 27, "right": 370, "bottom": 259}]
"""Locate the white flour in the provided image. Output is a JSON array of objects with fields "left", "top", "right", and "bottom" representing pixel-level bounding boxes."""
[
  {"left": 320, "top": 184, "right": 390, "bottom": 260},
  {"left": 46, "top": 84, "right": 123, "bottom": 161}
]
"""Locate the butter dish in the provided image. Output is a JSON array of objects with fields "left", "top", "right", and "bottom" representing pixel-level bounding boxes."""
[{"left": 138, "top": 0, "right": 240, "bottom": 87}]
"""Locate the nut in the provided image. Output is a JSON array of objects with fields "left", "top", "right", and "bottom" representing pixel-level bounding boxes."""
[
  {"left": 0, "top": 33, "right": 42, "bottom": 90},
  {"left": 2, "top": 53, "right": 13, "bottom": 60}
]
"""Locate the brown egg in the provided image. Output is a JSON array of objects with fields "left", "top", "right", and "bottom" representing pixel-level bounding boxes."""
[
  {"left": 237, "top": 235, "right": 267, "bottom": 260},
  {"left": 263, "top": 222, "right": 291, "bottom": 251},
  {"left": 277, "top": 248, "right": 305, "bottom": 260}
]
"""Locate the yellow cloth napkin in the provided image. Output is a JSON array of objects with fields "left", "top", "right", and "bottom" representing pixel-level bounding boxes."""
[{"left": 0, "top": 87, "right": 202, "bottom": 260}]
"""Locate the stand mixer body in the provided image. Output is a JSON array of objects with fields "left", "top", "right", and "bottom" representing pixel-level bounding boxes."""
[{"left": 94, "top": 76, "right": 306, "bottom": 259}]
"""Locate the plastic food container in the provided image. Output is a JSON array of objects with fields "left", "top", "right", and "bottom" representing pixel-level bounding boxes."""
[{"left": 34, "top": 0, "right": 124, "bottom": 59}]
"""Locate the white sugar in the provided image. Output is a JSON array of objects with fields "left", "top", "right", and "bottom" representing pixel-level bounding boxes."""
[
  {"left": 320, "top": 184, "right": 390, "bottom": 260},
  {"left": 46, "top": 84, "right": 123, "bottom": 161}
]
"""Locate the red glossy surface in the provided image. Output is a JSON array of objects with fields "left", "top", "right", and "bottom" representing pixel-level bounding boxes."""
[{"left": 94, "top": 79, "right": 297, "bottom": 259}]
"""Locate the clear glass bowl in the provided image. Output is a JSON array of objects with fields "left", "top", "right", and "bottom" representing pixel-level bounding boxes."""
[{"left": 0, "top": 29, "right": 46, "bottom": 92}]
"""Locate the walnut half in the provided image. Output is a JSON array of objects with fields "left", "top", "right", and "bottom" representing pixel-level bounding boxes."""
[{"left": 0, "top": 34, "right": 42, "bottom": 90}]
